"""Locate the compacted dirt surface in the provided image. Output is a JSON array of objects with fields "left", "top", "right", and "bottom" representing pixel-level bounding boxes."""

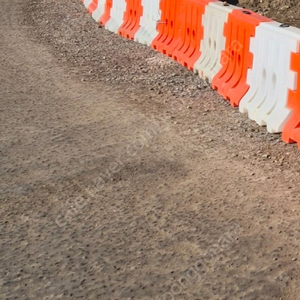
[{"left": 1, "top": 0, "right": 300, "bottom": 299}]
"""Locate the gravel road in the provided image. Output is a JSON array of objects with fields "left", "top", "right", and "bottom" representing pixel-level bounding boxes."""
[{"left": 1, "top": 0, "right": 300, "bottom": 299}]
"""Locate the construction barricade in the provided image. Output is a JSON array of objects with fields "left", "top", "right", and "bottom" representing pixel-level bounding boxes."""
[
  {"left": 240, "top": 22, "right": 300, "bottom": 133},
  {"left": 193, "top": 2, "right": 233, "bottom": 82},
  {"left": 91, "top": 0, "right": 106, "bottom": 22},
  {"left": 87, "top": 0, "right": 98, "bottom": 14},
  {"left": 118, "top": 0, "right": 143, "bottom": 40},
  {"left": 105, "top": 0, "right": 127, "bottom": 33},
  {"left": 239, "top": 22, "right": 300, "bottom": 134},
  {"left": 81, "top": 0, "right": 300, "bottom": 150},
  {"left": 212, "top": 9, "right": 270, "bottom": 107},
  {"left": 151, "top": 0, "right": 183, "bottom": 56},
  {"left": 282, "top": 41, "right": 300, "bottom": 148},
  {"left": 171, "top": 0, "right": 215, "bottom": 70},
  {"left": 99, "top": 0, "right": 113, "bottom": 25},
  {"left": 134, "top": 0, "right": 160, "bottom": 46}
]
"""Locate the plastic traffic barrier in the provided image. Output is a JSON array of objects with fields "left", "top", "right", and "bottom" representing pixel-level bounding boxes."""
[
  {"left": 239, "top": 22, "right": 300, "bottom": 133},
  {"left": 194, "top": 2, "right": 233, "bottom": 82},
  {"left": 212, "top": 9, "right": 270, "bottom": 107},
  {"left": 282, "top": 42, "right": 300, "bottom": 148},
  {"left": 91, "top": 0, "right": 106, "bottom": 22},
  {"left": 99, "top": 0, "right": 113, "bottom": 25},
  {"left": 151, "top": 0, "right": 183, "bottom": 56},
  {"left": 81, "top": 0, "right": 300, "bottom": 150},
  {"left": 105, "top": 0, "right": 127, "bottom": 33},
  {"left": 118, "top": 0, "right": 143, "bottom": 40},
  {"left": 134, "top": 0, "right": 160, "bottom": 46},
  {"left": 87, "top": 0, "right": 98, "bottom": 14},
  {"left": 171, "top": 0, "right": 215, "bottom": 70}
]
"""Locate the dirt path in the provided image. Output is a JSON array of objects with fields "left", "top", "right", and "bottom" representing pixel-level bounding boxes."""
[{"left": 1, "top": 1, "right": 300, "bottom": 299}]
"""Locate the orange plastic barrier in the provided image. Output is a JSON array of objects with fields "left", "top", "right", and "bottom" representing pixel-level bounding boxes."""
[
  {"left": 118, "top": 0, "right": 143, "bottom": 40},
  {"left": 172, "top": 0, "right": 215, "bottom": 70},
  {"left": 211, "top": 10, "right": 270, "bottom": 107},
  {"left": 99, "top": 0, "right": 113, "bottom": 25},
  {"left": 151, "top": 0, "right": 183, "bottom": 56},
  {"left": 88, "top": 0, "right": 98, "bottom": 14},
  {"left": 282, "top": 45, "right": 300, "bottom": 148}
]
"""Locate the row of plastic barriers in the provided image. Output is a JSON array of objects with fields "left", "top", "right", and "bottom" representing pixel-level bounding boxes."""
[{"left": 82, "top": 0, "right": 300, "bottom": 149}]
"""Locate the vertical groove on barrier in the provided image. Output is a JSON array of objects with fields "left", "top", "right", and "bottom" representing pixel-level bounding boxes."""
[
  {"left": 134, "top": 0, "right": 160, "bottom": 46},
  {"left": 211, "top": 10, "right": 270, "bottom": 107},
  {"left": 151, "top": 0, "right": 183, "bottom": 56},
  {"left": 118, "top": 0, "right": 143, "bottom": 40},
  {"left": 193, "top": 2, "right": 232, "bottom": 82},
  {"left": 152, "top": 0, "right": 215, "bottom": 67},
  {"left": 283, "top": 45, "right": 300, "bottom": 148},
  {"left": 105, "top": 0, "right": 127, "bottom": 33},
  {"left": 92, "top": 0, "right": 106, "bottom": 22},
  {"left": 171, "top": 0, "right": 214, "bottom": 70},
  {"left": 88, "top": 0, "right": 99, "bottom": 14},
  {"left": 100, "top": 0, "right": 113, "bottom": 25}
]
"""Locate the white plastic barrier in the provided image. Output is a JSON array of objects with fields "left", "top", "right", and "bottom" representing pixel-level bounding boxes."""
[
  {"left": 239, "top": 21, "right": 300, "bottom": 133},
  {"left": 83, "top": 0, "right": 93, "bottom": 8},
  {"left": 193, "top": 2, "right": 233, "bottom": 82},
  {"left": 92, "top": 0, "right": 106, "bottom": 22},
  {"left": 134, "top": 0, "right": 160, "bottom": 46},
  {"left": 105, "top": 0, "right": 127, "bottom": 33}
]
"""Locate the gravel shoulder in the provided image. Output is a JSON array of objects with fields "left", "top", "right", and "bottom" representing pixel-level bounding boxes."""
[
  {"left": 1, "top": 1, "right": 300, "bottom": 300},
  {"left": 240, "top": 0, "right": 300, "bottom": 28}
]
